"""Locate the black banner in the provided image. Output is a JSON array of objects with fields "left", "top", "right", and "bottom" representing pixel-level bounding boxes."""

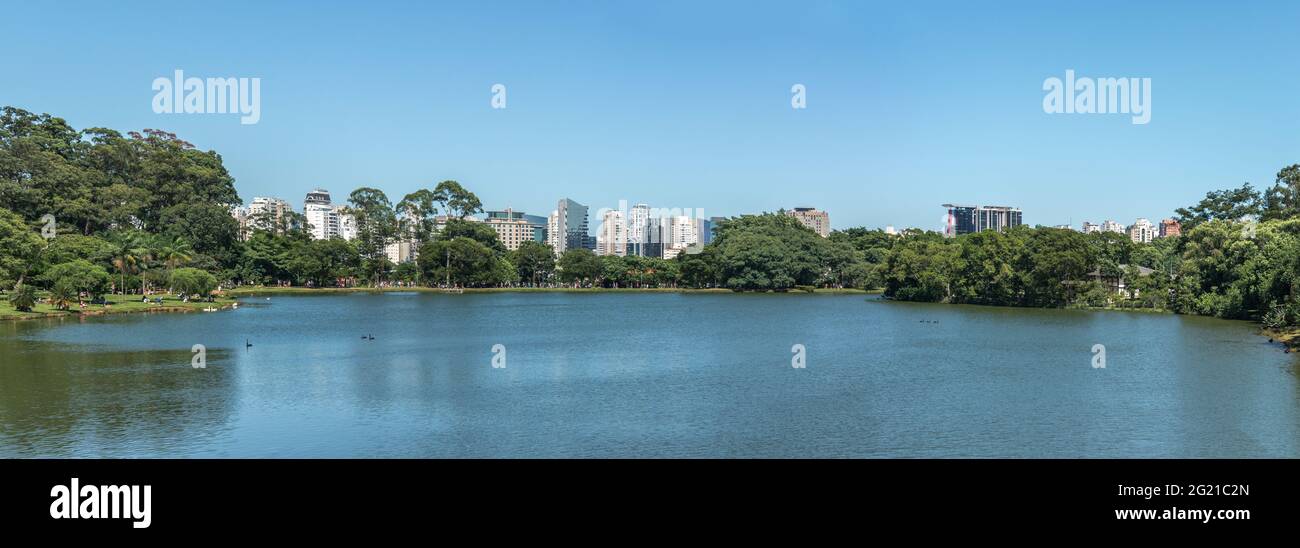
[{"left": 1, "top": 459, "right": 1290, "bottom": 536}]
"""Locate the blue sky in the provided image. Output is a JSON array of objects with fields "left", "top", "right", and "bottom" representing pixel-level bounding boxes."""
[{"left": 3, "top": 0, "right": 1298, "bottom": 231}]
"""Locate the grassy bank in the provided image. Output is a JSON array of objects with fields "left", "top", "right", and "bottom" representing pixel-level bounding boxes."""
[
  {"left": 225, "top": 286, "right": 876, "bottom": 296},
  {"left": 1262, "top": 327, "right": 1300, "bottom": 351},
  {"left": 0, "top": 292, "right": 237, "bottom": 321}
]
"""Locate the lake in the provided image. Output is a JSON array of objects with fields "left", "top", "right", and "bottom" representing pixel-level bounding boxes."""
[{"left": 1, "top": 292, "right": 1297, "bottom": 457}]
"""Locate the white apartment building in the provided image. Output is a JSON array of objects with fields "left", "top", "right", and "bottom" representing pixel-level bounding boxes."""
[
  {"left": 547, "top": 210, "right": 561, "bottom": 253},
  {"left": 1128, "top": 218, "right": 1155, "bottom": 243},
  {"left": 660, "top": 215, "right": 697, "bottom": 259},
  {"left": 230, "top": 206, "right": 250, "bottom": 240},
  {"left": 1100, "top": 220, "right": 1125, "bottom": 233},
  {"left": 595, "top": 209, "right": 627, "bottom": 256},
  {"left": 339, "top": 212, "right": 358, "bottom": 241},
  {"left": 384, "top": 240, "right": 417, "bottom": 264},
  {"left": 246, "top": 196, "right": 291, "bottom": 232},
  {"left": 303, "top": 189, "right": 341, "bottom": 240}
]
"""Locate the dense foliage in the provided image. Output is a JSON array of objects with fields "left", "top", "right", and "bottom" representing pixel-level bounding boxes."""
[{"left": 2, "top": 105, "right": 1298, "bottom": 330}]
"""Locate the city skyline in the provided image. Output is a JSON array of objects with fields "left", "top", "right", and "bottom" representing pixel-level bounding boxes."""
[{"left": 4, "top": 1, "right": 1299, "bottom": 232}]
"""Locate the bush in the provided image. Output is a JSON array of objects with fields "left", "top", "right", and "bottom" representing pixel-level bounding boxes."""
[
  {"left": 170, "top": 268, "right": 218, "bottom": 298},
  {"left": 8, "top": 284, "right": 36, "bottom": 312}
]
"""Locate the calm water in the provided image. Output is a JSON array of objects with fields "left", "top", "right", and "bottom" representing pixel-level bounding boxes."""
[{"left": 1, "top": 293, "right": 1297, "bottom": 458}]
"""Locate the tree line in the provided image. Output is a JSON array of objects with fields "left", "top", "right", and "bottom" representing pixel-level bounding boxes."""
[{"left": 3, "top": 106, "right": 1298, "bottom": 331}]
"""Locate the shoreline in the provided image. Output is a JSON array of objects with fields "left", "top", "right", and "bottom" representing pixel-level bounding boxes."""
[
  {"left": 1262, "top": 327, "right": 1300, "bottom": 352},
  {"left": 224, "top": 286, "right": 879, "bottom": 296},
  {"left": 0, "top": 295, "right": 238, "bottom": 322},
  {"left": 6, "top": 288, "right": 1295, "bottom": 353}
]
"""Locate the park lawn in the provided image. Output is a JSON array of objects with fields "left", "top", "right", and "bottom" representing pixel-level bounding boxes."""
[{"left": 0, "top": 292, "right": 234, "bottom": 320}]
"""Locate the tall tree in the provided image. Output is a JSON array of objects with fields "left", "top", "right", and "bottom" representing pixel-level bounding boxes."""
[{"left": 431, "top": 180, "right": 483, "bottom": 219}]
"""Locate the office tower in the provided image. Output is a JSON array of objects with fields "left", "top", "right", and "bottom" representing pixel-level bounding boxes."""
[
  {"left": 626, "top": 203, "right": 651, "bottom": 256},
  {"left": 551, "top": 198, "right": 592, "bottom": 254},
  {"left": 942, "top": 204, "right": 1022, "bottom": 237}
]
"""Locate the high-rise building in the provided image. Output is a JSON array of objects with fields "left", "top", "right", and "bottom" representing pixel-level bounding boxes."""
[
  {"left": 1100, "top": 219, "right": 1125, "bottom": 234},
  {"left": 1082, "top": 222, "right": 1101, "bottom": 233},
  {"left": 643, "top": 217, "right": 665, "bottom": 259},
  {"left": 247, "top": 196, "right": 292, "bottom": 233},
  {"left": 548, "top": 198, "right": 592, "bottom": 255},
  {"left": 625, "top": 203, "right": 651, "bottom": 256},
  {"left": 339, "top": 212, "right": 358, "bottom": 241},
  {"left": 485, "top": 208, "right": 547, "bottom": 251},
  {"left": 1128, "top": 218, "right": 1155, "bottom": 243},
  {"left": 230, "top": 206, "right": 250, "bottom": 240},
  {"left": 547, "top": 210, "right": 561, "bottom": 253},
  {"left": 384, "top": 240, "right": 417, "bottom": 264},
  {"left": 1159, "top": 218, "right": 1181, "bottom": 238},
  {"left": 785, "top": 207, "right": 830, "bottom": 237},
  {"left": 303, "top": 189, "right": 343, "bottom": 240},
  {"left": 661, "top": 215, "right": 699, "bottom": 259},
  {"left": 595, "top": 209, "right": 627, "bottom": 256},
  {"left": 942, "top": 204, "right": 1022, "bottom": 237},
  {"left": 695, "top": 217, "right": 720, "bottom": 245}
]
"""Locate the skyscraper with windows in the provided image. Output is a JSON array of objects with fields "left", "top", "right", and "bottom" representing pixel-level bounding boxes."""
[
  {"left": 1128, "top": 218, "right": 1155, "bottom": 243},
  {"left": 595, "top": 209, "right": 627, "bottom": 256},
  {"left": 942, "top": 204, "right": 1022, "bottom": 237},
  {"left": 247, "top": 196, "right": 293, "bottom": 233},
  {"left": 303, "top": 189, "right": 342, "bottom": 240},
  {"left": 548, "top": 198, "right": 592, "bottom": 254},
  {"left": 785, "top": 207, "right": 830, "bottom": 237},
  {"left": 485, "top": 208, "right": 547, "bottom": 251}
]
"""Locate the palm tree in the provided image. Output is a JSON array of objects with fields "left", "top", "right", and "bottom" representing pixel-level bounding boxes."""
[
  {"left": 108, "top": 232, "right": 146, "bottom": 295},
  {"left": 48, "top": 282, "right": 75, "bottom": 310},
  {"left": 154, "top": 236, "right": 193, "bottom": 290}
]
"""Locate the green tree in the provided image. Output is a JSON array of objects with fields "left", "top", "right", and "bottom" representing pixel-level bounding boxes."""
[
  {"left": 39, "top": 259, "right": 111, "bottom": 300},
  {"left": 1175, "top": 183, "right": 1262, "bottom": 231},
  {"left": 107, "top": 230, "right": 147, "bottom": 294},
  {"left": 346, "top": 187, "right": 397, "bottom": 284},
  {"left": 170, "top": 267, "right": 217, "bottom": 299},
  {"left": 0, "top": 207, "right": 44, "bottom": 288},
  {"left": 431, "top": 180, "right": 483, "bottom": 219},
  {"left": 396, "top": 189, "right": 439, "bottom": 244},
  {"left": 417, "top": 237, "right": 505, "bottom": 287},
  {"left": 510, "top": 240, "right": 555, "bottom": 285},
  {"left": 556, "top": 248, "right": 602, "bottom": 285}
]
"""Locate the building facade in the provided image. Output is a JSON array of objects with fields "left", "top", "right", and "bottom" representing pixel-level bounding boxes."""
[
  {"left": 1159, "top": 218, "right": 1181, "bottom": 238},
  {"left": 247, "top": 196, "right": 292, "bottom": 233},
  {"left": 1128, "top": 218, "right": 1155, "bottom": 243},
  {"left": 484, "top": 208, "right": 547, "bottom": 251},
  {"left": 943, "top": 204, "right": 1022, "bottom": 237},
  {"left": 548, "top": 198, "right": 592, "bottom": 255},
  {"left": 595, "top": 209, "right": 627, "bottom": 256},
  {"left": 303, "top": 189, "right": 342, "bottom": 240},
  {"left": 785, "top": 207, "right": 830, "bottom": 237}
]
